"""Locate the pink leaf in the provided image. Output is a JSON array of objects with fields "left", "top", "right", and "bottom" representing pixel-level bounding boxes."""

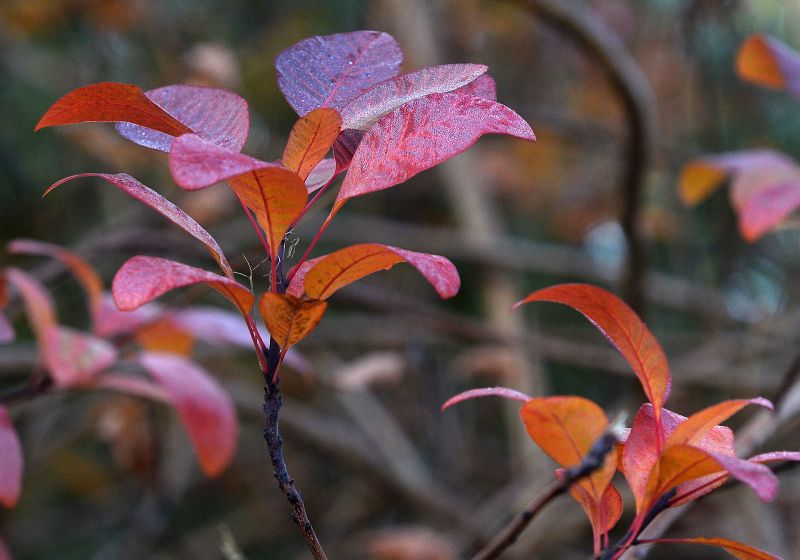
[
  {"left": 0, "top": 406, "right": 23, "bottom": 509},
  {"left": 44, "top": 173, "right": 233, "bottom": 278},
  {"left": 441, "top": 387, "right": 531, "bottom": 410},
  {"left": 0, "top": 536, "right": 10, "bottom": 560},
  {"left": 4, "top": 268, "right": 56, "bottom": 348},
  {"left": 336, "top": 93, "right": 534, "bottom": 208},
  {"left": 275, "top": 30, "right": 403, "bottom": 116},
  {"left": 749, "top": 451, "right": 800, "bottom": 464},
  {"left": 0, "top": 313, "right": 13, "bottom": 344},
  {"left": 168, "top": 133, "right": 275, "bottom": 190},
  {"left": 138, "top": 353, "right": 237, "bottom": 477},
  {"left": 738, "top": 181, "right": 800, "bottom": 241},
  {"left": 305, "top": 158, "right": 336, "bottom": 193},
  {"left": 44, "top": 326, "right": 117, "bottom": 387},
  {"left": 340, "top": 64, "right": 488, "bottom": 130},
  {"left": 455, "top": 74, "right": 497, "bottom": 100},
  {"left": 112, "top": 256, "right": 254, "bottom": 316},
  {"left": 115, "top": 85, "right": 249, "bottom": 152},
  {"left": 643, "top": 537, "right": 782, "bottom": 560}
]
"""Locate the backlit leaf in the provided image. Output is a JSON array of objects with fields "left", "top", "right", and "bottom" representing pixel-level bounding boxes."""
[
  {"left": 667, "top": 398, "right": 772, "bottom": 448},
  {"left": 305, "top": 158, "right": 336, "bottom": 193},
  {"left": 169, "top": 133, "right": 274, "bottom": 191},
  {"left": 340, "top": 64, "right": 488, "bottom": 130},
  {"left": 36, "top": 82, "right": 191, "bottom": 136},
  {"left": 303, "top": 243, "right": 460, "bottom": 300},
  {"left": 45, "top": 173, "right": 233, "bottom": 278},
  {"left": 563, "top": 478, "right": 623, "bottom": 551},
  {"left": 440, "top": 386, "right": 531, "bottom": 411},
  {"left": 646, "top": 537, "right": 782, "bottom": 560},
  {"left": 737, "top": 34, "right": 800, "bottom": 99},
  {"left": 116, "top": 85, "right": 249, "bottom": 152},
  {"left": 112, "top": 256, "right": 254, "bottom": 316},
  {"left": 0, "top": 406, "right": 23, "bottom": 508},
  {"left": 515, "top": 284, "right": 671, "bottom": 424},
  {"left": 282, "top": 108, "right": 342, "bottom": 179},
  {"left": 275, "top": 30, "right": 403, "bottom": 116},
  {"left": 336, "top": 93, "right": 534, "bottom": 208},
  {"left": 259, "top": 293, "right": 326, "bottom": 349},
  {"left": 138, "top": 353, "right": 237, "bottom": 477},
  {"left": 44, "top": 326, "right": 117, "bottom": 387}
]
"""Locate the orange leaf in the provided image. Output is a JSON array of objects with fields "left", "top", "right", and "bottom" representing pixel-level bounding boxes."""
[
  {"left": 136, "top": 318, "right": 195, "bottom": 356},
  {"left": 645, "top": 537, "right": 782, "bottom": 560},
  {"left": 678, "top": 161, "right": 728, "bottom": 206},
  {"left": 514, "top": 284, "right": 670, "bottom": 427},
  {"left": 227, "top": 167, "right": 307, "bottom": 260},
  {"left": 667, "top": 398, "right": 772, "bottom": 448},
  {"left": 282, "top": 108, "right": 342, "bottom": 179},
  {"left": 259, "top": 293, "right": 327, "bottom": 349},
  {"left": 36, "top": 82, "right": 191, "bottom": 136},
  {"left": 303, "top": 243, "right": 460, "bottom": 300},
  {"left": 566, "top": 480, "right": 623, "bottom": 553},
  {"left": 736, "top": 34, "right": 800, "bottom": 95}
]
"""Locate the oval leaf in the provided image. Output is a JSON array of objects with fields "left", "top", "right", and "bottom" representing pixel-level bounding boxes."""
[
  {"left": 340, "top": 64, "right": 488, "bottom": 130},
  {"left": 259, "top": 293, "right": 327, "bottom": 350},
  {"left": 44, "top": 326, "right": 117, "bottom": 387},
  {"left": 336, "top": 93, "right": 535, "bottom": 207},
  {"left": 515, "top": 284, "right": 671, "bottom": 421},
  {"left": 116, "top": 85, "right": 249, "bottom": 152},
  {"left": 138, "top": 353, "right": 237, "bottom": 477},
  {"left": 737, "top": 34, "right": 800, "bottom": 98},
  {"left": 303, "top": 243, "right": 460, "bottom": 300},
  {"left": 112, "top": 256, "right": 253, "bottom": 316},
  {"left": 648, "top": 537, "right": 783, "bottom": 560},
  {"left": 0, "top": 406, "right": 23, "bottom": 508},
  {"left": 667, "top": 398, "right": 772, "bottom": 448},
  {"left": 36, "top": 82, "right": 191, "bottom": 136},
  {"left": 282, "top": 108, "right": 342, "bottom": 179},
  {"left": 45, "top": 173, "right": 233, "bottom": 278},
  {"left": 275, "top": 30, "right": 403, "bottom": 116},
  {"left": 441, "top": 386, "right": 531, "bottom": 411}
]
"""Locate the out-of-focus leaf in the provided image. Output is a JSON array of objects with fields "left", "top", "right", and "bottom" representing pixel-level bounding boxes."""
[
  {"left": 0, "top": 406, "right": 23, "bottom": 509},
  {"left": 365, "top": 527, "right": 456, "bottom": 560},
  {"left": 116, "top": 85, "right": 249, "bottom": 152},
  {"left": 35, "top": 82, "right": 191, "bottom": 136},
  {"left": 0, "top": 313, "right": 13, "bottom": 344},
  {"left": 455, "top": 74, "right": 497, "bottom": 100},
  {"left": 112, "top": 256, "right": 253, "bottom": 316},
  {"left": 4, "top": 268, "right": 56, "bottom": 347},
  {"left": 136, "top": 318, "right": 194, "bottom": 356},
  {"left": 0, "top": 535, "right": 10, "bottom": 560},
  {"left": 138, "top": 353, "right": 237, "bottom": 477},
  {"left": 515, "top": 284, "right": 671, "bottom": 425},
  {"left": 169, "top": 133, "right": 274, "bottom": 191},
  {"left": 645, "top": 537, "right": 782, "bottom": 560},
  {"left": 738, "top": 181, "right": 800, "bottom": 241},
  {"left": 45, "top": 173, "right": 233, "bottom": 278},
  {"left": 172, "top": 306, "right": 253, "bottom": 348},
  {"left": 303, "top": 243, "right": 460, "bottom": 300},
  {"left": 737, "top": 34, "right": 800, "bottom": 98},
  {"left": 333, "top": 352, "right": 405, "bottom": 390},
  {"left": 94, "top": 373, "right": 170, "bottom": 403},
  {"left": 44, "top": 326, "right": 117, "bottom": 386},
  {"left": 305, "top": 158, "right": 336, "bottom": 193},
  {"left": 275, "top": 30, "right": 403, "bottom": 116},
  {"left": 282, "top": 108, "right": 342, "bottom": 179},
  {"left": 667, "top": 398, "right": 772, "bottom": 448},
  {"left": 336, "top": 93, "right": 534, "bottom": 209},
  {"left": 0, "top": 275, "right": 6, "bottom": 308},
  {"left": 7, "top": 239, "right": 103, "bottom": 324},
  {"left": 259, "top": 293, "right": 326, "bottom": 350},
  {"left": 441, "top": 386, "right": 531, "bottom": 410},
  {"left": 340, "top": 64, "right": 488, "bottom": 130},
  {"left": 94, "top": 295, "right": 163, "bottom": 338}
]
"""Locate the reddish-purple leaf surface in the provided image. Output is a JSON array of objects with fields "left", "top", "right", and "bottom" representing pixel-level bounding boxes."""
[
  {"left": 0, "top": 313, "right": 13, "bottom": 344},
  {"left": 0, "top": 535, "right": 10, "bottom": 560},
  {"left": 115, "top": 85, "right": 249, "bottom": 152},
  {"left": 275, "top": 30, "right": 403, "bottom": 116},
  {"left": 4, "top": 268, "right": 56, "bottom": 348},
  {"left": 333, "top": 129, "right": 364, "bottom": 171},
  {"left": 112, "top": 256, "right": 254, "bottom": 316},
  {"left": 305, "top": 158, "right": 336, "bottom": 193},
  {"left": 138, "top": 353, "right": 237, "bottom": 477},
  {"left": 45, "top": 173, "right": 233, "bottom": 278},
  {"left": 749, "top": 451, "right": 800, "bottom": 464},
  {"left": 642, "top": 537, "right": 782, "bottom": 560},
  {"left": 737, "top": 34, "right": 800, "bottom": 100},
  {"left": 94, "top": 373, "right": 170, "bottom": 403},
  {"left": 339, "top": 63, "right": 488, "bottom": 130},
  {"left": 0, "top": 406, "right": 23, "bottom": 508},
  {"left": 441, "top": 386, "right": 531, "bottom": 410},
  {"left": 35, "top": 82, "right": 191, "bottom": 136},
  {"left": 455, "top": 73, "right": 497, "bottom": 100},
  {"left": 44, "top": 326, "right": 117, "bottom": 387},
  {"left": 169, "top": 133, "right": 275, "bottom": 190},
  {"left": 738, "top": 181, "right": 800, "bottom": 241},
  {"left": 94, "top": 295, "right": 163, "bottom": 338},
  {"left": 336, "top": 93, "right": 535, "bottom": 208}
]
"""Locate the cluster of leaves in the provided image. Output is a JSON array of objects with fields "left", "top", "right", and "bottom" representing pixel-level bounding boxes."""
[
  {"left": 445, "top": 283, "right": 799, "bottom": 559},
  {"left": 680, "top": 34, "right": 800, "bottom": 241}
]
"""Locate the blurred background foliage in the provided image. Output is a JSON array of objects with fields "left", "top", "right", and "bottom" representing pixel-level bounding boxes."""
[{"left": 1, "top": 1, "right": 800, "bottom": 559}]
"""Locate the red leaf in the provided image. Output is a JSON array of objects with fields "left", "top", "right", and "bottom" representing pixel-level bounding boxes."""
[
  {"left": 275, "top": 30, "right": 403, "bottom": 116},
  {"left": 35, "top": 82, "right": 191, "bottom": 136},
  {"left": 336, "top": 93, "right": 534, "bottom": 208},
  {"left": 44, "top": 173, "right": 233, "bottom": 278},
  {"left": 333, "top": 129, "right": 364, "bottom": 171},
  {"left": 0, "top": 312, "right": 13, "bottom": 344},
  {"left": 0, "top": 406, "right": 23, "bottom": 508},
  {"left": 44, "top": 326, "right": 117, "bottom": 387},
  {"left": 340, "top": 64, "right": 488, "bottom": 130},
  {"left": 515, "top": 284, "right": 671, "bottom": 423},
  {"left": 455, "top": 74, "right": 497, "bottom": 100},
  {"left": 112, "top": 256, "right": 254, "bottom": 316},
  {"left": 169, "top": 133, "right": 275, "bottom": 191},
  {"left": 138, "top": 353, "right": 237, "bottom": 477},
  {"left": 737, "top": 34, "right": 800, "bottom": 99},
  {"left": 440, "top": 386, "right": 531, "bottom": 411},
  {"left": 115, "top": 85, "right": 249, "bottom": 152},
  {"left": 302, "top": 243, "right": 460, "bottom": 300},
  {"left": 305, "top": 158, "right": 336, "bottom": 193},
  {"left": 282, "top": 108, "right": 342, "bottom": 179},
  {"left": 667, "top": 398, "right": 772, "bottom": 448},
  {"left": 645, "top": 537, "right": 783, "bottom": 560},
  {"left": 4, "top": 268, "right": 56, "bottom": 348}
]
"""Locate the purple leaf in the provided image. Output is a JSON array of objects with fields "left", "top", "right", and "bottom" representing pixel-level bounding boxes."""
[
  {"left": 0, "top": 313, "right": 13, "bottom": 344},
  {"left": 336, "top": 93, "right": 535, "bottom": 207},
  {"left": 275, "top": 30, "right": 403, "bottom": 116},
  {"left": 333, "top": 129, "right": 364, "bottom": 171},
  {"left": 0, "top": 406, "right": 23, "bottom": 509},
  {"left": 45, "top": 173, "right": 233, "bottom": 278},
  {"left": 305, "top": 158, "right": 336, "bottom": 193},
  {"left": 441, "top": 387, "right": 531, "bottom": 411},
  {"left": 116, "top": 85, "right": 249, "bottom": 152},
  {"left": 749, "top": 451, "right": 800, "bottom": 464},
  {"left": 169, "top": 133, "right": 276, "bottom": 190},
  {"left": 340, "top": 64, "right": 488, "bottom": 130},
  {"left": 455, "top": 73, "right": 497, "bottom": 100}
]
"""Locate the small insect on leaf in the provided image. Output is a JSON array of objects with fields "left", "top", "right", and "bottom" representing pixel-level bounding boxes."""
[{"left": 259, "top": 293, "right": 327, "bottom": 350}]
